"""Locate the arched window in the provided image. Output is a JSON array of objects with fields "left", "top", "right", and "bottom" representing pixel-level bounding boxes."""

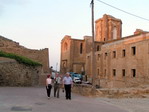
[
  {"left": 80, "top": 43, "right": 83, "bottom": 54},
  {"left": 113, "top": 26, "right": 117, "bottom": 39}
]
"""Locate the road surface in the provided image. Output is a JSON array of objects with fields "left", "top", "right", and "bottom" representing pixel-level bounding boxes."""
[{"left": 0, "top": 87, "right": 128, "bottom": 112}]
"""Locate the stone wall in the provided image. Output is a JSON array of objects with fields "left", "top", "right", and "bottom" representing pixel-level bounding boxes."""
[
  {"left": 72, "top": 84, "right": 94, "bottom": 96},
  {"left": 39, "top": 75, "right": 47, "bottom": 86},
  {"left": 72, "top": 84, "right": 149, "bottom": 98},
  {"left": 0, "top": 58, "right": 42, "bottom": 86},
  {"left": 0, "top": 36, "right": 49, "bottom": 73}
]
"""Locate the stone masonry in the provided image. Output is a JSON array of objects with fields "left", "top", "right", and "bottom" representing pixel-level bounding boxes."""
[
  {"left": 60, "top": 14, "right": 149, "bottom": 88},
  {"left": 0, "top": 58, "right": 42, "bottom": 86},
  {"left": 0, "top": 36, "right": 49, "bottom": 73}
]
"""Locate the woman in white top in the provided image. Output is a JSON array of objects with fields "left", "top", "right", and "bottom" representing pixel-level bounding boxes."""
[{"left": 46, "top": 74, "right": 52, "bottom": 99}]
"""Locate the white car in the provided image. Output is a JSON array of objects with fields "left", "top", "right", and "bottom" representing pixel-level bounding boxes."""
[{"left": 73, "top": 77, "right": 81, "bottom": 84}]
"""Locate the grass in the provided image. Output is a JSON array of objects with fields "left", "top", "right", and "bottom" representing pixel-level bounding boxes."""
[{"left": 0, "top": 50, "right": 42, "bottom": 66}]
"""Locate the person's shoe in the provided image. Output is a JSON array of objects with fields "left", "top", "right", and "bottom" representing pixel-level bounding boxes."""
[{"left": 48, "top": 97, "right": 50, "bottom": 100}]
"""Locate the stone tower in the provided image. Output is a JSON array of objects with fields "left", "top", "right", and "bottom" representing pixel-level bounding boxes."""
[{"left": 95, "top": 14, "right": 122, "bottom": 42}]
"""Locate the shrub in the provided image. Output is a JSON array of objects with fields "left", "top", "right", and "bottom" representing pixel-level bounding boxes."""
[{"left": 0, "top": 51, "right": 42, "bottom": 66}]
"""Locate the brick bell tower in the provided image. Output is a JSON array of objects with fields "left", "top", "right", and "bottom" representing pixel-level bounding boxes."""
[{"left": 95, "top": 14, "right": 122, "bottom": 42}]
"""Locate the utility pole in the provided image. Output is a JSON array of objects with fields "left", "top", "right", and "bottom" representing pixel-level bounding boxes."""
[
  {"left": 55, "top": 62, "right": 58, "bottom": 78},
  {"left": 90, "top": 0, "right": 96, "bottom": 87},
  {"left": 56, "top": 63, "right": 58, "bottom": 73}
]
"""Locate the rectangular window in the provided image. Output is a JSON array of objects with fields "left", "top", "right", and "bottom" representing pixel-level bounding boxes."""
[
  {"left": 132, "top": 69, "right": 136, "bottom": 77},
  {"left": 97, "top": 45, "right": 101, "bottom": 51},
  {"left": 97, "top": 69, "right": 99, "bottom": 75},
  {"left": 113, "top": 51, "right": 116, "bottom": 58},
  {"left": 105, "top": 53, "right": 107, "bottom": 59},
  {"left": 122, "top": 69, "right": 125, "bottom": 77},
  {"left": 122, "top": 49, "right": 126, "bottom": 57},
  {"left": 80, "top": 43, "right": 83, "bottom": 54},
  {"left": 113, "top": 69, "right": 116, "bottom": 77},
  {"left": 132, "top": 46, "right": 136, "bottom": 55}
]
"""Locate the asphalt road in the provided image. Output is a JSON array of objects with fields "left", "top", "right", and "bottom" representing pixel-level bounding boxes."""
[{"left": 0, "top": 87, "right": 128, "bottom": 112}]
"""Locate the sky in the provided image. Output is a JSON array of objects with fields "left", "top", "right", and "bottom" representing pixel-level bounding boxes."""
[{"left": 0, "top": 0, "right": 149, "bottom": 71}]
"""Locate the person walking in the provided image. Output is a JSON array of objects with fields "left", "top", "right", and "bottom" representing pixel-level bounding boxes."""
[
  {"left": 54, "top": 73, "right": 61, "bottom": 98},
  {"left": 63, "top": 72, "right": 73, "bottom": 100},
  {"left": 46, "top": 74, "right": 52, "bottom": 99}
]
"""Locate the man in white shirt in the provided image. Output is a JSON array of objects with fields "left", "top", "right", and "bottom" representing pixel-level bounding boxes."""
[{"left": 63, "top": 72, "right": 73, "bottom": 100}]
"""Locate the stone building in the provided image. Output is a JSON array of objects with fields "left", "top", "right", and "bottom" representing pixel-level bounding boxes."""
[
  {"left": 60, "top": 35, "right": 87, "bottom": 74},
  {"left": 60, "top": 14, "right": 149, "bottom": 88}
]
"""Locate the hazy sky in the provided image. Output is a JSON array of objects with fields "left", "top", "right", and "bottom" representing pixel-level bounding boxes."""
[{"left": 0, "top": 0, "right": 149, "bottom": 70}]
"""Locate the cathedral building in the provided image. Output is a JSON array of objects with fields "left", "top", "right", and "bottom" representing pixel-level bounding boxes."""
[{"left": 60, "top": 14, "right": 149, "bottom": 88}]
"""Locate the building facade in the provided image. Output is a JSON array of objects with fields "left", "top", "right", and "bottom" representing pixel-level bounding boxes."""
[
  {"left": 60, "top": 35, "right": 87, "bottom": 74},
  {"left": 60, "top": 14, "right": 149, "bottom": 88}
]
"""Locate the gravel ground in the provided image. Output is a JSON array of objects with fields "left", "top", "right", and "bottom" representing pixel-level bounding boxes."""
[{"left": 98, "top": 97, "right": 149, "bottom": 112}]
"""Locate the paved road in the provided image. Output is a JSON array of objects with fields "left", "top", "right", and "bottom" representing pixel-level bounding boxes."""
[{"left": 0, "top": 87, "right": 128, "bottom": 112}]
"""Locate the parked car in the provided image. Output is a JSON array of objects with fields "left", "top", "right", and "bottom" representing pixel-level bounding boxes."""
[
  {"left": 51, "top": 72, "right": 56, "bottom": 79},
  {"left": 69, "top": 72, "right": 83, "bottom": 83},
  {"left": 73, "top": 77, "right": 81, "bottom": 84}
]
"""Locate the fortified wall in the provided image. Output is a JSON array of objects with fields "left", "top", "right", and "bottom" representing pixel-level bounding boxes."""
[
  {"left": 0, "top": 36, "right": 49, "bottom": 73},
  {"left": 0, "top": 57, "right": 42, "bottom": 86}
]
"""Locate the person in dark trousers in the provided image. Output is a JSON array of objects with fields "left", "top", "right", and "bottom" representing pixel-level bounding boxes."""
[
  {"left": 63, "top": 72, "right": 73, "bottom": 100},
  {"left": 46, "top": 74, "right": 52, "bottom": 99},
  {"left": 54, "top": 73, "right": 61, "bottom": 98}
]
